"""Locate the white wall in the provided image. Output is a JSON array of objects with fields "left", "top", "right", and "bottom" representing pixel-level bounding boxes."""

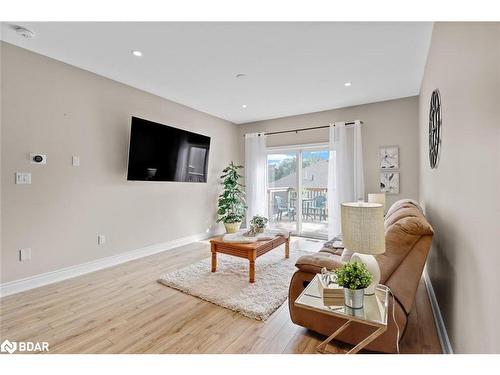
[
  {"left": 419, "top": 22, "right": 500, "bottom": 353},
  {"left": 0, "top": 42, "right": 240, "bottom": 283},
  {"left": 238, "top": 96, "right": 420, "bottom": 209}
]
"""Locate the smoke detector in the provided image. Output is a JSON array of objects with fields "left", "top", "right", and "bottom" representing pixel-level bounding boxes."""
[{"left": 14, "top": 26, "right": 35, "bottom": 39}]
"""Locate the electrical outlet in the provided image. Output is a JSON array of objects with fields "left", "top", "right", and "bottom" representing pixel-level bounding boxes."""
[
  {"left": 98, "top": 235, "right": 106, "bottom": 245},
  {"left": 19, "top": 248, "right": 31, "bottom": 262}
]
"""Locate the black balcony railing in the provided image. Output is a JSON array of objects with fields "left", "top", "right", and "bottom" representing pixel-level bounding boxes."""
[{"left": 267, "top": 187, "right": 328, "bottom": 223}]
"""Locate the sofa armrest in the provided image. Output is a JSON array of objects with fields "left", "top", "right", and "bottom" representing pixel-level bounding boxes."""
[{"left": 295, "top": 252, "right": 344, "bottom": 274}]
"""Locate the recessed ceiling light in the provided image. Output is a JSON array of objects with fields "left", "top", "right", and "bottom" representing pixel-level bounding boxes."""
[
  {"left": 132, "top": 50, "right": 143, "bottom": 57},
  {"left": 344, "top": 82, "right": 352, "bottom": 87},
  {"left": 241, "top": 104, "right": 247, "bottom": 108},
  {"left": 236, "top": 73, "right": 247, "bottom": 79}
]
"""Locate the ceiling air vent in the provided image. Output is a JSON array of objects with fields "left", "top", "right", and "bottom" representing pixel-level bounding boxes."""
[{"left": 14, "top": 26, "right": 35, "bottom": 39}]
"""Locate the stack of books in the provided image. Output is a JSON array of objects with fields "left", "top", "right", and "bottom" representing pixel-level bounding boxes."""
[{"left": 318, "top": 275, "right": 344, "bottom": 307}]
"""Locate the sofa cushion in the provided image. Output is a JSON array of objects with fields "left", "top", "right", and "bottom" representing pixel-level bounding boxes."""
[
  {"left": 385, "top": 199, "right": 423, "bottom": 218},
  {"left": 377, "top": 216, "right": 434, "bottom": 284},
  {"left": 385, "top": 235, "right": 433, "bottom": 314},
  {"left": 295, "top": 252, "right": 343, "bottom": 274},
  {"left": 385, "top": 204, "right": 425, "bottom": 229}
]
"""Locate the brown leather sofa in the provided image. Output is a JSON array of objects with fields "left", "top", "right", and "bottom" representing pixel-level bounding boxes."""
[{"left": 288, "top": 200, "right": 434, "bottom": 353}]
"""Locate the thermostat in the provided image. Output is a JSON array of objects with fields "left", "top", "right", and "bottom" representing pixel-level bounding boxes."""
[{"left": 30, "top": 153, "right": 47, "bottom": 165}]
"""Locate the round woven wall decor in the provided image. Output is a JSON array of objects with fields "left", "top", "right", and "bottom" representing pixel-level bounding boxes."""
[{"left": 429, "top": 89, "right": 442, "bottom": 168}]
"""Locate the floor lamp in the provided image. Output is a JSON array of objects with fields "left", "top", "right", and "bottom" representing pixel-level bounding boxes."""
[{"left": 341, "top": 202, "right": 386, "bottom": 295}]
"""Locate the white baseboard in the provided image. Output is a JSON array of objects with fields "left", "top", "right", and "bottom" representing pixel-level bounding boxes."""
[
  {"left": 0, "top": 231, "right": 221, "bottom": 298},
  {"left": 423, "top": 267, "right": 454, "bottom": 354}
]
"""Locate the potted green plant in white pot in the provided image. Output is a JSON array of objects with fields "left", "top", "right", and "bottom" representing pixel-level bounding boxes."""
[
  {"left": 333, "top": 262, "right": 373, "bottom": 309},
  {"left": 250, "top": 215, "right": 268, "bottom": 233},
  {"left": 217, "top": 162, "right": 247, "bottom": 233}
]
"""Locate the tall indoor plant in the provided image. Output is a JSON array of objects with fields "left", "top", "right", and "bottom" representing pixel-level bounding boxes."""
[{"left": 217, "top": 162, "right": 247, "bottom": 233}]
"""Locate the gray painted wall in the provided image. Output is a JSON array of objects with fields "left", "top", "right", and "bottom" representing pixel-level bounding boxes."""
[
  {"left": 419, "top": 22, "right": 500, "bottom": 353},
  {"left": 1, "top": 42, "right": 241, "bottom": 283}
]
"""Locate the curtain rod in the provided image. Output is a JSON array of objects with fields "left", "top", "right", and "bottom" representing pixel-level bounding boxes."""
[{"left": 258, "top": 121, "right": 364, "bottom": 137}]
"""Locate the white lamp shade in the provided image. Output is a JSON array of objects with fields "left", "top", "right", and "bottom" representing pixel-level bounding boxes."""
[
  {"left": 368, "top": 193, "right": 386, "bottom": 212},
  {"left": 341, "top": 202, "right": 385, "bottom": 255}
]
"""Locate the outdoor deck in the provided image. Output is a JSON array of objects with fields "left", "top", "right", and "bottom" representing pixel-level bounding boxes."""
[{"left": 268, "top": 187, "right": 329, "bottom": 239}]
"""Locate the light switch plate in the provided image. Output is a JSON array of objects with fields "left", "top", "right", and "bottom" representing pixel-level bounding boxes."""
[
  {"left": 15, "top": 172, "right": 31, "bottom": 184},
  {"left": 19, "top": 248, "right": 31, "bottom": 262},
  {"left": 98, "top": 235, "right": 106, "bottom": 245},
  {"left": 72, "top": 156, "right": 80, "bottom": 166}
]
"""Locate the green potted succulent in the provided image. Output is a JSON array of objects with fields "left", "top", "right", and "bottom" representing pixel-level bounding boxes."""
[
  {"left": 217, "top": 162, "right": 247, "bottom": 233},
  {"left": 250, "top": 215, "right": 268, "bottom": 233},
  {"left": 333, "top": 262, "right": 373, "bottom": 309}
]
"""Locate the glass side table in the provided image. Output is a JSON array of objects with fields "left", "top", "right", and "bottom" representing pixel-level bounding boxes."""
[{"left": 294, "top": 274, "right": 389, "bottom": 354}]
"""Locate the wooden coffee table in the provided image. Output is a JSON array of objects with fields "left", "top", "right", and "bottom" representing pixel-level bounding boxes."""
[{"left": 209, "top": 234, "right": 290, "bottom": 283}]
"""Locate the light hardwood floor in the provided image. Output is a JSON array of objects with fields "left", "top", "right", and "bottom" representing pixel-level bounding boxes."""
[{"left": 0, "top": 237, "right": 441, "bottom": 354}]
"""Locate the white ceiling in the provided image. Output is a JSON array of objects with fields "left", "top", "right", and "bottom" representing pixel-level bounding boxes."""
[{"left": 1, "top": 22, "right": 433, "bottom": 124}]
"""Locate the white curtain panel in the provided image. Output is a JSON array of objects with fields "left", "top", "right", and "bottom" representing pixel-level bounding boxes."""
[
  {"left": 244, "top": 133, "right": 267, "bottom": 227},
  {"left": 353, "top": 121, "right": 365, "bottom": 198},
  {"left": 328, "top": 120, "right": 365, "bottom": 238}
]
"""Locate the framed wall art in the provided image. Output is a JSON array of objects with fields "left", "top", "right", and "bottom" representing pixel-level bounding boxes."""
[
  {"left": 380, "top": 172, "right": 400, "bottom": 194},
  {"left": 380, "top": 146, "right": 399, "bottom": 169}
]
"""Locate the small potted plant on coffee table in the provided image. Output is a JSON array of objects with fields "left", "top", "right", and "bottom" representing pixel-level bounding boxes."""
[
  {"left": 249, "top": 215, "right": 268, "bottom": 233},
  {"left": 333, "top": 262, "right": 373, "bottom": 309}
]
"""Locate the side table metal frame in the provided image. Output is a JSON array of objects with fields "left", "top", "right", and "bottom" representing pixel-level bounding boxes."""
[{"left": 295, "top": 275, "right": 389, "bottom": 354}]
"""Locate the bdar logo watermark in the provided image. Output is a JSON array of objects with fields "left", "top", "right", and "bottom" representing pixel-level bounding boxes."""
[
  {"left": 1, "top": 339, "right": 49, "bottom": 353},
  {"left": 1, "top": 340, "right": 17, "bottom": 354}
]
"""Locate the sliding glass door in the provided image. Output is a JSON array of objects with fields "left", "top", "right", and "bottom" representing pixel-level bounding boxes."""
[
  {"left": 266, "top": 145, "right": 329, "bottom": 239},
  {"left": 267, "top": 152, "right": 298, "bottom": 235},
  {"left": 300, "top": 150, "right": 329, "bottom": 238}
]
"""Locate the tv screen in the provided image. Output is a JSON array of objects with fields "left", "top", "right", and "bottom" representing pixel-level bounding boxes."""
[{"left": 127, "top": 117, "right": 211, "bottom": 182}]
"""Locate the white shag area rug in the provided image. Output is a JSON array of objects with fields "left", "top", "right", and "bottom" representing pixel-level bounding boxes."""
[{"left": 158, "top": 247, "right": 309, "bottom": 321}]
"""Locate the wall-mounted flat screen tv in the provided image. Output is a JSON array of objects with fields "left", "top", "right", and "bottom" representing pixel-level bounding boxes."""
[{"left": 127, "top": 116, "right": 211, "bottom": 182}]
